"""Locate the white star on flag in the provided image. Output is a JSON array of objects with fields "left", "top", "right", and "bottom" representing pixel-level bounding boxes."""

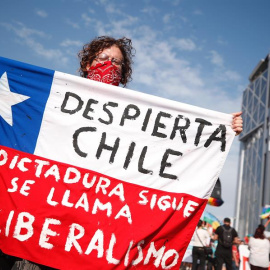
[{"left": 0, "top": 72, "right": 30, "bottom": 126}]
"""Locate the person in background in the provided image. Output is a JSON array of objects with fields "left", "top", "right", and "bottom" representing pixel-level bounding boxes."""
[
  {"left": 232, "top": 237, "right": 241, "bottom": 270},
  {"left": 214, "top": 217, "right": 238, "bottom": 270},
  {"left": 192, "top": 219, "right": 211, "bottom": 270},
  {"left": 248, "top": 225, "right": 270, "bottom": 270}
]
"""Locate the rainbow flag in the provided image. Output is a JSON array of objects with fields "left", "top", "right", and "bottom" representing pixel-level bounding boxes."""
[
  {"left": 208, "top": 197, "right": 224, "bottom": 206},
  {"left": 203, "top": 211, "right": 222, "bottom": 230},
  {"left": 260, "top": 205, "right": 270, "bottom": 219}
]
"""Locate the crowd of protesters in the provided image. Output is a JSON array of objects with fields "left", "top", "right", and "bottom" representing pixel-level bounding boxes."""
[{"left": 183, "top": 217, "right": 270, "bottom": 270}]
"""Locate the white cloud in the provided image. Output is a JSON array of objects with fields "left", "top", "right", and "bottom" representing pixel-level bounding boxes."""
[
  {"left": 89, "top": 14, "right": 138, "bottom": 38},
  {"left": 217, "top": 36, "right": 228, "bottom": 46},
  {"left": 96, "top": 0, "right": 124, "bottom": 15},
  {"left": 81, "top": 13, "right": 95, "bottom": 25},
  {"left": 179, "top": 15, "right": 188, "bottom": 23},
  {"left": 108, "top": 16, "right": 138, "bottom": 37},
  {"left": 141, "top": 6, "right": 159, "bottom": 16},
  {"left": 132, "top": 31, "right": 205, "bottom": 100},
  {"left": 224, "top": 70, "right": 241, "bottom": 81},
  {"left": 1, "top": 22, "right": 68, "bottom": 66},
  {"left": 88, "top": 8, "right": 95, "bottom": 14},
  {"left": 65, "top": 19, "right": 80, "bottom": 29},
  {"left": 36, "top": 9, "right": 48, "bottom": 18},
  {"left": 60, "top": 39, "right": 83, "bottom": 47},
  {"left": 1, "top": 21, "right": 50, "bottom": 39},
  {"left": 209, "top": 50, "right": 224, "bottom": 67},
  {"left": 106, "top": 4, "right": 123, "bottom": 15},
  {"left": 174, "top": 38, "right": 197, "bottom": 51},
  {"left": 131, "top": 37, "right": 242, "bottom": 114},
  {"left": 163, "top": 14, "right": 172, "bottom": 24}
]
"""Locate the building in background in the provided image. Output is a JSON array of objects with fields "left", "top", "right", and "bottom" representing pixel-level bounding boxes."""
[{"left": 235, "top": 54, "right": 270, "bottom": 238}]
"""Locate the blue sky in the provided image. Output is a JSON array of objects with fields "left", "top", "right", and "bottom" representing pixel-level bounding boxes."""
[{"left": 1, "top": 0, "right": 270, "bottom": 220}]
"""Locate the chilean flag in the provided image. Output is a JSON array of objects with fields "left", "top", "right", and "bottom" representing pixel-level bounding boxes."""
[{"left": 0, "top": 57, "right": 235, "bottom": 269}]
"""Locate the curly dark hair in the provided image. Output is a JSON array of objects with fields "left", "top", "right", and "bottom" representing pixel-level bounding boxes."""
[
  {"left": 78, "top": 36, "right": 135, "bottom": 87},
  {"left": 254, "top": 225, "right": 265, "bottom": 239}
]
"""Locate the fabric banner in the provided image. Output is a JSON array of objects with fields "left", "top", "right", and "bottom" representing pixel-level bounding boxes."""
[
  {"left": 239, "top": 245, "right": 250, "bottom": 270},
  {"left": 0, "top": 57, "right": 235, "bottom": 269}
]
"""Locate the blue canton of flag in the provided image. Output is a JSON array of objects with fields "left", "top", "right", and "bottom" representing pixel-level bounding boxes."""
[{"left": 0, "top": 57, "right": 54, "bottom": 153}]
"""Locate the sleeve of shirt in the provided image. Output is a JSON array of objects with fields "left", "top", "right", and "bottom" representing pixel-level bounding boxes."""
[
  {"left": 215, "top": 226, "right": 221, "bottom": 237},
  {"left": 233, "top": 228, "right": 238, "bottom": 238}
]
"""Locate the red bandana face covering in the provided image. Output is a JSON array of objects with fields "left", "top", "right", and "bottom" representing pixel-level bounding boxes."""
[{"left": 87, "top": 61, "right": 122, "bottom": 86}]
